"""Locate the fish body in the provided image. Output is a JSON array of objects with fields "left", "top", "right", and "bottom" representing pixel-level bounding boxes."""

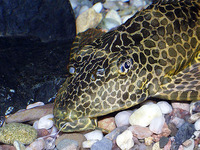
[{"left": 54, "top": 0, "right": 200, "bottom": 132}]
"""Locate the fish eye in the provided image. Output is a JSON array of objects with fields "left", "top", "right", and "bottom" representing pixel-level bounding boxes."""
[
  {"left": 69, "top": 66, "right": 76, "bottom": 74},
  {"left": 118, "top": 58, "right": 133, "bottom": 74}
]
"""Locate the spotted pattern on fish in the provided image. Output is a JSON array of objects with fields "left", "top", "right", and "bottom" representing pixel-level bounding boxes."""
[{"left": 53, "top": 0, "right": 200, "bottom": 132}]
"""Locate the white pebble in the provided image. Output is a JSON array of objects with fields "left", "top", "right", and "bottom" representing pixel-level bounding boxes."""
[
  {"left": 116, "top": 130, "right": 134, "bottom": 150},
  {"left": 26, "top": 102, "right": 44, "bottom": 109},
  {"left": 102, "top": 18, "right": 121, "bottom": 30},
  {"left": 129, "top": 104, "right": 162, "bottom": 127},
  {"left": 130, "top": 0, "right": 147, "bottom": 8},
  {"left": 149, "top": 115, "right": 165, "bottom": 134},
  {"left": 79, "top": 5, "right": 89, "bottom": 15},
  {"left": 105, "top": 9, "right": 122, "bottom": 25},
  {"left": 25, "top": 139, "right": 46, "bottom": 150},
  {"left": 194, "top": 119, "right": 200, "bottom": 130},
  {"left": 84, "top": 130, "right": 103, "bottom": 141},
  {"left": 115, "top": 111, "right": 132, "bottom": 127},
  {"left": 50, "top": 126, "right": 58, "bottom": 136},
  {"left": 14, "top": 140, "right": 25, "bottom": 150},
  {"left": 69, "top": 0, "right": 78, "bottom": 9},
  {"left": 103, "top": 1, "right": 119, "bottom": 10},
  {"left": 82, "top": 140, "right": 98, "bottom": 149},
  {"left": 38, "top": 114, "right": 54, "bottom": 130},
  {"left": 157, "top": 101, "right": 173, "bottom": 114},
  {"left": 122, "top": 15, "right": 133, "bottom": 23},
  {"left": 33, "top": 120, "right": 39, "bottom": 129},
  {"left": 92, "top": 2, "right": 103, "bottom": 13}
]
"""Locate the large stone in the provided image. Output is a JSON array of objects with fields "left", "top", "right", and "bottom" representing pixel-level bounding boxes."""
[
  {"left": 0, "top": 0, "right": 75, "bottom": 42},
  {"left": 0, "top": 123, "right": 37, "bottom": 144},
  {"left": 76, "top": 8, "right": 102, "bottom": 33},
  {"left": 129, "top": 104, "right": 162, "bottom": 127},
  {"left": 0, "top": 0, "right": 75, "bottom": 116}
]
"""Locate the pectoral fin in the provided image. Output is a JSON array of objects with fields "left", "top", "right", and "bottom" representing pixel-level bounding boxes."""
[{"left": 154, "top": 63, "right": 200, "bottom": 101}]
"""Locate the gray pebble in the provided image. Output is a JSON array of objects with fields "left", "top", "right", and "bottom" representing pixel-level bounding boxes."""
[
  {"left": 159, "top": 136, "right": 169, "bottom": 148},
  {"left": 174, "top": 122, "right": 195, "bottom": 147},
  {"left": 56, "top": 139, "right": 78, "bottom": 150},
  {"left": 105, "top": 126, "right": 128, "bottom": 141},
  {"left": 91, "top": 138, "right": 112, "bottom": 150}
]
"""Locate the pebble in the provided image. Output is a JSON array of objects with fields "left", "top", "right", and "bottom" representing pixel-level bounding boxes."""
[
  {"left": 105, "top": 9, "right": 122, "bottom": 25},
  {"left": 188, "top": 112, "right": 200, "bottom": 123},
  {"left": 82, "top": 140, "right": 98, "bottom": 149},
  {"left": 92, "top": 2, "right": 103, "bottom": 13},
  {"left": 115, "top": 111, "right": 132, "bottom": 127},
  {"left": 149, "top": 115, "right": 165, "bottom": 134},
  {"left": 79, "top": 5, "right": 89, "bottom": 15},
  {"left": 0, "top": 145, "right": 16, "bottom": 150},
  {"left": 130, "top": 0, "right": 147, "bottom": 8},
  {"left": 157, "top": 101, "right": 173, "bottom": 114},
  {"left": 190, "top": 101, "right": 200, "bottom": 114},
  {"left": 26, "top": 102, "right": 44, "bottom": 109},
  {"left": 174, "top": 122, "right": 195, "bottom": 146},
  {"left": 105, "top": 125, "right": 128, "bottom": 141},
  {"left": 103, "top": 1, "right": 119, "bottom": 10},
  {"left": 152, "top": 142, "right": 162, "bottom": 150},
  {"left": 182, "top": 139, "right": 194, "bottom": 150},
  {"left": 25, "top": 139, "right": 46, "bottom": 150},
  {"left": 128, "top": 125, "right": 153, "bottom": 139},
  {"left": 56, "top": 139, "right": 79, "bottom": 150},
  {"left": 84, "top": 130, "right": 103, "bottom": 141},
  {"left": 98, "top": 117, "right": 116, "bottom": 132},
  {"left": 5, "top": 103, "right": 53, "bottom": 123},
  {"left": 69, "top": 0, "right": 78, "bottom": 9},
  {"left": 0, "top": 123, "right": 37, "bottom": 144},
  {"left": 44, "top": 137, "right": 56, "bottom": 149},
  {"left": 116, "top": 130, "right": 134, "bottom": 150},
  {"left": 37, "top": 128, "right": 50, "bottom": 137},
  {"left": 194, "top": 119, "right": 200, "bottom": 130},
  {"left": 91, "top": 138, "right": 112, "bottom": 150},
  {"left": 170, "top": 116, "right": 185, "bottom": 128},
  {"left": 38, "top": 114, "right": 54, "bottom": 130},
  {"left": 145, "top": 137, "right": 154, "bottom": 146},
  {"left": 159, "top": 137, "right": 169, "bottom": 148},
  {"left": 168, "top": 123, "right": 178, "bottom": 136},
  {"left": 55, "top": 133, "right": 86, "bottom": 150},
  {"left": 76, "top": 8, "right": 102, "bottom": 33},
  {"left": 13, "top": 140, "right": 25, "bottom": 150},
  {"left": 171, "top": 102, "right": 190, "bottom": 112},
  {"left": 129, "top": 104, "right": 162, "bottom": 127}
]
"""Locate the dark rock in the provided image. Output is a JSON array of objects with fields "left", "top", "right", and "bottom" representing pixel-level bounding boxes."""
[
  {"left": 0, "top": 37, "right": 73, "bottom": 116},
  {"left": 91, "top": 138, "right": 112, "bottom": 150},
  {"left": 0, "top": 0, "right": 75, "bottom": 42},
  {"left": 173, "top": 122, "right": 195, "bottom": 148},
  {"left": 159, "top": 136, "right": 169, "bottom": 148},
  {"left": 168, "top": 123, "right": 178, "bottom": 136},
  {"left": 0, "top": 0, "right": 76, "bottom": 116}
]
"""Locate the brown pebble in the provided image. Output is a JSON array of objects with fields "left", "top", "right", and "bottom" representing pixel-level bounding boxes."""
[
  {"left": 152, "top": 123, "right": 171, "bottom": 142},
  {"left": 5, "top": 103, "right": 53, "bottom": 123},
  {"left": 168, "top": 123, "right": 177, "bottom": 136},
  {"left": 0, "top": 145, "right": 16, "bottom": 150},
  {"left": 98, "top": 117, "right": 116, "bottom": 132},
  {"left": 128, "top": 125, "right": 153, "bottom": 139},
  {"left": 37, "top": 129, "right": 50, "bottom": 137}
]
